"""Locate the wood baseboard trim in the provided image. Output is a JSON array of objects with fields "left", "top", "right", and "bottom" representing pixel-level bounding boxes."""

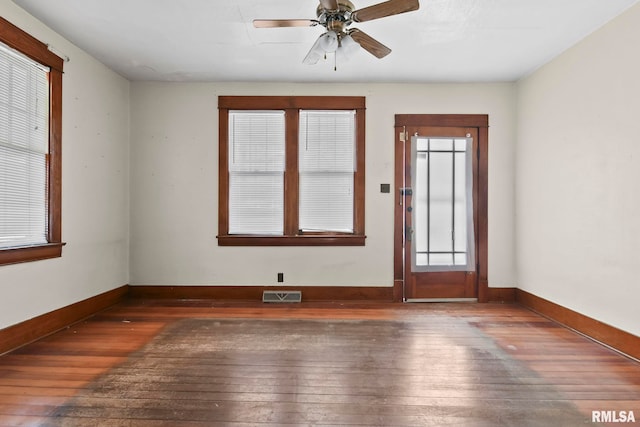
[
  {"left": 0, "top": 285, "right": 129, "bottom": 355},
  {"left": 487, "top": 287, "right": 516, "bottom": 303},
  {"left": 128, "top": 285, "right": 394, "bottom": 302},
  {"left": 516, "top": 289, "right": 640, "bottom": 361}
]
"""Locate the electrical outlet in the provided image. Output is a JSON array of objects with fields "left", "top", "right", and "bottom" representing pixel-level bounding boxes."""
[{"left": 277, "top": 272, "right": 284, "bottom": 283}]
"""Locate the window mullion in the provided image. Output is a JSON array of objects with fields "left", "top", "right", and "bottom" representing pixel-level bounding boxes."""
[
  {"left": 218, "top": 108, "right": 230, "bottom": 236},
  {"left": 353, "top": 108, "right": 366, "bottom": 235},
  {"left": 284, "top": 109, "right": 299, "bottom": 236}
]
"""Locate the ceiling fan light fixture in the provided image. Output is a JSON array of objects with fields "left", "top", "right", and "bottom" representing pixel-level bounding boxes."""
[
  {"left": 336, "top": 34, "right": 360, "bottom": 63},
  {"left": 341, "top": 34, "right": 360, "bottom": 54},
  {"left": 318, "top": 31, "right": 339, "bottom": 53}
]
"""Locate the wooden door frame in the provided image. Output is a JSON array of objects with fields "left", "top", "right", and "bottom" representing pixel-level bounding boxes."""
[{"left": 393, "top": 114, "right": 489, "bottom": 302}]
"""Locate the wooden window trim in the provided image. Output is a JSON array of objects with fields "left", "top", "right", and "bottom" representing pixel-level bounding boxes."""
[
  {"left": 218, "top": 96, "right": 366, "bottom": 246},
  {"left": 0, "top": 18, "right": 64, "bottom": 266}
]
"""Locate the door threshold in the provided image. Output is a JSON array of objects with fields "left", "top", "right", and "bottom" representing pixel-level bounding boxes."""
[{"left": 405, "top": 298, "right": 478, "bottom": 303}]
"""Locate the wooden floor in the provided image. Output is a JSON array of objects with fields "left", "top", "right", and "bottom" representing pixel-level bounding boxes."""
[{"left": 0, "top": 300, "right": 639, "bottom": 426}]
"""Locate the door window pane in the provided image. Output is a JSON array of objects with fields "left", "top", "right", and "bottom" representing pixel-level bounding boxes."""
[
  {"left": 428, "top": 151, "right": 453, "bottom": 252},
  {"left": 411, "top": 136, "right": 475, "bottom": 272}
]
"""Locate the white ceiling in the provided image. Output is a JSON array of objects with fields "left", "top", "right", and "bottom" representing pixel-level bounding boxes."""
[{"left": 12, "top": 0, "right": 639, "bottom": 83}]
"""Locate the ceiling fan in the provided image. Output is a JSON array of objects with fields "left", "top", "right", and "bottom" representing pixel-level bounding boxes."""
[{"left": 253, "top": 0, "right": 420, "bottom": 66}]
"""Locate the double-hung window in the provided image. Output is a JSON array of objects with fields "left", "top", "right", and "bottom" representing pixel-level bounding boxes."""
[
  {"left": 218, "top": 96, "right": 365, "bottom": 246},
  {"left": 0, "top": 18, "right": 64, "bottom": 265}
]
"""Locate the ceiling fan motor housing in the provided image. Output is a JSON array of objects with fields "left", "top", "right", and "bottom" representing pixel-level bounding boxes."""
[{"left": 316, "top": 0, "right": 355, "bottom": 34}]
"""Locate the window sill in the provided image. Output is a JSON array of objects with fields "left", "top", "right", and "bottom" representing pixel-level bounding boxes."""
[
  {"left": 217, "top": 235, "right": 366, "bottom": 246},
  {"left": 0, "top": 242, "right": 65, "bottom": 266}
]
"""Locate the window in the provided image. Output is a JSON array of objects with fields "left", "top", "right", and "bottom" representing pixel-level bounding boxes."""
[
  {"left": 0, "top": 18, "right": 64, "bottom": 265},
  {"left": 218, "top": 96, "right": 365, "bottom": 246}
]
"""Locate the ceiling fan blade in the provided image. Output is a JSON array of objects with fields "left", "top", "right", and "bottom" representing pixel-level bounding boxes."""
[
  {"left": 319, "top": 0, "right": 339, "bottom": 10},
  {"left": 253, "top": 19, "right": 317, "bottom": 28},
  {"left": 349, "top": 29, "right": 392, "bottom": 58},
  {"left": 303, "top": 34, "right": 324, "bottom": 65},
  {"left": 352, "top": 0, "right": 419, "bottom": 23}
]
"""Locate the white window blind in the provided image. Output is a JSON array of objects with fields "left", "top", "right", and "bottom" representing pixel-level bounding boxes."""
[
  {"left": 299, "top": 110, "right": 355, "bottom": 233},
  {"left": 0, "top": 42, "right": 49, "bottom": 248},
  {"left": 228, "top": 110, "right": 285, "bottom": 235}
]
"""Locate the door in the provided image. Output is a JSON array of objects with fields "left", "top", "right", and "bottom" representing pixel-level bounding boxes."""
[{"left": 394, "top": 115, "right": 488, "bottom": 302}]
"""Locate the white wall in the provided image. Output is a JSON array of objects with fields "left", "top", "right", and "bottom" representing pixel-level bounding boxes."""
[
  {"left": 0, "top": 1, "right": 130, "bottom": 330},
  {"left": 130, "top": 82, "right": 517, "bottom": 289},
  {"left": 516, "top": 3, "right": 640, "bottom": 336}
]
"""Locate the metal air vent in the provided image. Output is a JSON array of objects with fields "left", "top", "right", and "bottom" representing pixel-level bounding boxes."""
[{"left": 262, "top": 290, "right": 302, "bottom": 303}]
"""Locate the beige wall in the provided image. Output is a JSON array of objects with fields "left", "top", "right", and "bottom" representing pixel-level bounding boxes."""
[
  {"left": 0, "top": 1, "right": 130, "bottom": 330},
  {"left": 129, "top": 82, "right": 517, "bottom": 289},
  {"left": 516, "top": 3, "right": 640, "bottom": 336}
]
